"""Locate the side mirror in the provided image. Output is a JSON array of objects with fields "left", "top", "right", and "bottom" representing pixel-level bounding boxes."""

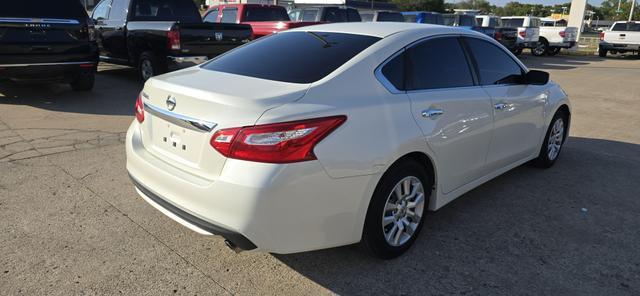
[{"left": 525, "top": 70, "right": 549, "bottom": 85}]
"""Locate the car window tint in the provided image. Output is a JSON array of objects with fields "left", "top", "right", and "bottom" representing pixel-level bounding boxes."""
[
  {"left": 442, "top": 15, "right": 455, "bottom": 26},
  {"left": 380, "top": 52, "right": 405, "bottom": 90},
  {"left": 131, "top": 0, "right": 201, "bottom": 22},
  {"left": 221, "top": 8, "right": 238, "bottom": 23},
  {"left": 377, "top": 12, "right": 404, "bottom": 22},
  {"left": 2, "top": 0, "right": 88, "bottom": 19},
  {"left": 202, "top": 32, "right": 380, "bottom": 84},
  {"left": 347, "top": 9, "right": 361, "bottom": 22},
  {"left": 324, "top": 8, "right": 348, "bottom": 22},
  {"left": 92, "top": 0, "right": 112, "bottom": 20},
  {"left": 244, "top": 7, "right": 289, "bottom": 22},
  {"left": 109, "top": 0, "right": 129, "bottom": 21},
  {"left": 203, "top": 9, "right": 218, "bottom": 23},
  {"left": 465, "top": 37, "right": 523, "bottom": 85},
  {"left": 301, "top": 9, "right": 318, "bottom": 21},
  {"left": 460, "top": 16, "right": 476, "bottom": 27},
  {"left": 489, "top": 18, "right": 500, "bottom": 27},
  {"left": 403, "top": 14, "right": 417, "bottom": 23},
  {"left": 406, "top": 37, "right": 474, "bottom": 90},
  {"left": 502, "top": 18, "right": 524, "bottom": 27}
]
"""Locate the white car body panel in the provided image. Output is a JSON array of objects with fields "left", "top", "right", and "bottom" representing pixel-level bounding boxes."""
[
  {"left": 539, "top": 25, "right": 578, "bottom": 48},
  {"left": 126, "top": 22, "right": 571, "bottom": 253},
  {"left": 502, "top": 16, "right": 540, "bottom": 45}
]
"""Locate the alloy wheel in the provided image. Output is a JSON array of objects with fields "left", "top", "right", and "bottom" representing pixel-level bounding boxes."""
[
  {"left": 382, "top": 176, "right": 425, "bottom": 247},
  {"left": 547, "top": 118, "right": 564, "bottom": 160},
  {"left": 141, "top": 59, "right": 154, "bottom": 81}
]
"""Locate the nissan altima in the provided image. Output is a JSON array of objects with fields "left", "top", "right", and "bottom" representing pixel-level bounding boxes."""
[{"left": 126, "top": 22, "right": 571, "bottom": 259}]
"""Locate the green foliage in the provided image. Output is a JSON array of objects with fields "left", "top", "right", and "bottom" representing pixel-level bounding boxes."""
[
  {"left": 598, "top": 0, "right": 640, "bottom": 21},
  {"left": 391, "top": 0, "right": 446, "bottom": 12}
]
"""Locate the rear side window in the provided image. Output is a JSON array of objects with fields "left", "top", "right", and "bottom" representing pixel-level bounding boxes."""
[
  {"left": 243, "top": 7, "right": 290, "bottom": 22},
  {"left": 380, "top": 52, "right": 405, "bottom": 91},
  {"left": 301, "top": 9, "right": 319, "bottom": 21},
  {"left": 502, "top": 18, "right": 524, "bottom": 28},
  {"left": 92, "top": 0, "right": 112, "bottom": 20},
  {"left": 377, "top": 12, "right": 404, "bottom": 22},
  {"left": 221, "top": 8, "right": 238, "bottom": 23},
  {"left": 203, "top": 9, "right": 218, "bottom": 23},
  {"left": 202, "top": 32, "right": 381, "bottom": 84},
  {"left": 406, "top": 37, "right": 474, "bottom": 90},
  {"left": 324, "top": 8, "right": 347, "bottom": 22},
  {"left": 489, "top": 18, "right": 500, "bottom": 27},
  {"left": 464, "top": 38, "right": 523, "bottom": 85},
  {"left": 460, "top": 16, "right": 476, "bottom": 27},
  {"left": 612, "top": 22, "right": 640, "bottom": 31},
  {"left": 131, "top": 0, "right": 201, "bottom": 22},
  {"left": 1, "top": 0, "right": 88, "bottom": 19}
]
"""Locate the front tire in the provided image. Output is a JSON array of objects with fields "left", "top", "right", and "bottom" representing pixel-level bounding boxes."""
[
  {"left": 532, "top": 39, "right": 549, "bottom": 56},
  {"left": 533, "top": 111, "right": 568, "bottom": 168},
  {"left": 138, "top": 52, "right": 166, "bottom": 82},
  {"left": 361, "top": 160, "right": 430, "bottom": 259},
  {"left": 69, "top": 71, "right": 95, "bottom": 91}
]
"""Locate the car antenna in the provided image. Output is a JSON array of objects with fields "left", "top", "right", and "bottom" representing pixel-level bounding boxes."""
[{"left": 306, "top": 31, "right": 332, "bottom": 48}]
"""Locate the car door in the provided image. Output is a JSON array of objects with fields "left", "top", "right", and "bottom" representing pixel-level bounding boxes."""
[
  {"left": 463, "top": 37, "right": 546, "bottom": 171},
  {"left": 405, "top": 36, "right": 494, "bottom": 194},
  {"left": 92, "top": 0, "right": 113, "bottom": 57},
  {"left": 104, "top": 0, "right": 129, "bottom": 60}
]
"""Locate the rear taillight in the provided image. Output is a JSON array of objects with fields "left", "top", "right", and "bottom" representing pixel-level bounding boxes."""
[
  {"left": 135, "top": 93, "right": 144, "bottom": 123},
  {"left": 519, "top": 30, "right": 526, "bottom": 38},
  {"left": 559, "top": 31, "right": 566, "bottom": 38},
  {"left": 167, "top": 28, "right": 181, "bottom": 50},
  {"left": 599, "top": 31, "right": 605, "bottom": 41},
  {"left": 494, "top": 31, "right": 503, "bottom": 41},
  {"left": 210, "top": 116, "right": 347, "bottom": 163}
]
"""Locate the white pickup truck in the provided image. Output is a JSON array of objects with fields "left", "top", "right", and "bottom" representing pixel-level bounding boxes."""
[
  {"left": 536, "top": 18, "right": 578, "bottom": 56},
  {"left": 501, "top": 16, "right": 540, "bottom": 55},
  {"left": 599, "top": 21, "right": 640, "bottom": 57}
]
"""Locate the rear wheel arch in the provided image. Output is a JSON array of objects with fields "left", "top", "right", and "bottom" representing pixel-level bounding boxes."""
[{"left": 555, "top": 104, "right": 571, "bottom": 142}]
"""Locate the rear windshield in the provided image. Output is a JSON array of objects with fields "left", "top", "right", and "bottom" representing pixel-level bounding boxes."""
[
  {"left": 131, "top": 0, "right": 201, "bottom": 23},
  {"left": 0, "top": 0, "right": 87, "bottom": 19},
  {"left": 377, "top": 12, "right": 404, "bottom": 22},
  {"left": 459, "top": 15, "right": 476, "bottom": 27},
  {"left": 202, "top": 32, "right": 380, "bottom": 84},
  {"left": 502, "top": 18, "right": 524, "bottom": 28},
  {"left": 243, "top": 7, "right": 290, "bottom": 22},
  {"left": 612, "top": 22, "right": 640, "bottom": 31}
]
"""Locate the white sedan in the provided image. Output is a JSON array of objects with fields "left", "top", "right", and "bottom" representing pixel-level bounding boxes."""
[{"left": 126, "top": 23, "right": 571, "bottom": 259}]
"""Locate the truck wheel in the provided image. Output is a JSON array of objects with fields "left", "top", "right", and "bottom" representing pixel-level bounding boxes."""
[
  {"left": 598, "top": 47, "right": 608, "bottom": 57},
  {"left": 547, "top": 47, "right": 561, "bottom": 56},
  {"left": 512, "top": 48, "right": 523, "bottom": 56},
  {"left": 532, "top": 39, "right": 548, "bottom": 56},
  {"left": 70, "top": 71, "right": 95, "bottom": 91},
  {"left": 139, "top": 52, "right": 166, "bottom": 82}
]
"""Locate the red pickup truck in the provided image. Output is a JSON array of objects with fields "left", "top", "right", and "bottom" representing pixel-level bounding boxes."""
[{"left": 203, "top": 4, "right": 321, "bottom": 39}]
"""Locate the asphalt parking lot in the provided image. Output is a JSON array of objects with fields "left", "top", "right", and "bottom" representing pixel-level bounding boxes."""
[{"left": 1, "top": 54, "right": 639, "bottom": 295}]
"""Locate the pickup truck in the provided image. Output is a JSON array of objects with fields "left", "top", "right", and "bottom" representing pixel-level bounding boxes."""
[
  {"left": 401, "top": 11, "right": 443, "bottom": 25},
  {"left": 288, "top": 6, "right": 362, "bottom": 23},
  {"left": 599, "top": 21, "right": 640, "bottom": 57},
  {"left": 360, "top": 11, "right": 405, "bottom": 22},
  {"left": 92, "top": 0, "right": 252, "bottom": 81},
  {"left": 535, "top": 18, "right": 578, "bottom": 56},
  {"left": 474, "top": 15, "right": 519, "bottom": 52},
  {"left": 501, "top": 16, "right": 540, "bottom": 55},
  {"left": 0, "top": 0, "right": 98, "bottom": 90},
  {"left": 442, "top": 14, "right": 477, "bottom": 28},
  {"left": 205, "top": 4, "right": 320, "bottom": 39}
]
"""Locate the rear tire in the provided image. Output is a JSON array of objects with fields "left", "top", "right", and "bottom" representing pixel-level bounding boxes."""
[
  {"left": 532, "top": 111, "right": 568, "bottom": 168},
  {"left": 138, "top": 51, "right": 166, "bottom": 82},
  {"left": 70, "top": 71, "right": 95, "bottom": 91},
  {"left": 512, "top": 48, "right": 523, "bottom": 56},
  {"left": 532, "top": 39, "right": 549, "bottom": 56},
  {"left": 361, "top": 159, "right": 430, "bottom": 260},
  {"left": 598, "top": 47, "right": 608, "bottom": 57}
]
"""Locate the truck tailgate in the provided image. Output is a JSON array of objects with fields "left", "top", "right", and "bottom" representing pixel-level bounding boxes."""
[{"left": 178, "top": 23, "right": 252, "bottom": 57}]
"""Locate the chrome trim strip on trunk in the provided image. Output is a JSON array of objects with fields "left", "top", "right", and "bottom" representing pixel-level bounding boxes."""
[
  {"left": 0, "top": 61, "right": 95, "bottom": 67},
  {"left": 0, "top": 17, "right": 80, "bottom": 24},
  {"left": 143, "top": 102, "right": 217, "bottom": 133}
]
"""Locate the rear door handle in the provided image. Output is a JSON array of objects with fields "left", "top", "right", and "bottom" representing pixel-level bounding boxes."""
[
  {"left": 422, "top": 108, "right": 444, "bottom": 119},
  {"left": 494, "top": 102, "right": 509, "bottom": 110}
]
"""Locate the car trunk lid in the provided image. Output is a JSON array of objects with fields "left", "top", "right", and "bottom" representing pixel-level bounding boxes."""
[{"left": 139, "top": 67, "right": 310, "bottom": 180}]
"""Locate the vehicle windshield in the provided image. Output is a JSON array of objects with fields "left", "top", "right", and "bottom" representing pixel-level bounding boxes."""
[
  {"left": 244, "top": 7, "right": 290, "bottom": 22},
  {"left": 612, "top": 22, "right": 640, "bottom": 31},
  {"left": 202, "top": 32, "right": 381, "bottom": 84},
  {"left": 502, "top": 18, "right": 525, "bottom": 28},
  {"left": 459, "top": 15, "right": 476, "bottom": 27},
  {"left": 1, "top": 0, "right": 87, "bottom": 19},
  {"left": 377, "top": 12, "right": 404, "bottom": 22},
  {"left": 130, "top": 0, "right": 202, "bottom": 23}
]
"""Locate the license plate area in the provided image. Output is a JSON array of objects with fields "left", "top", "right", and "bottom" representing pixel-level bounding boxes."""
[{"left": 147, "top": 116, "right": 207, "bottom": 166}]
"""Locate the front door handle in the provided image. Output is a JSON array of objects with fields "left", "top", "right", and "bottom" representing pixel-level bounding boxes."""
[
  {"left": 494, "top": 102, "right": 509, "bottom": 110},
  {"left": 422, "top": 108, "right": 444, "bottom": 119}
]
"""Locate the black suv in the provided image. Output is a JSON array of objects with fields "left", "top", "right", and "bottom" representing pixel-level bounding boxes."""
[{"left": 0, "top": 0, "right": 99, "bottom": 91}]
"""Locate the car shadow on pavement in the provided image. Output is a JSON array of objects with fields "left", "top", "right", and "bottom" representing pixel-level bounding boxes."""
[
  {"left": 522, "top": 54, "right": 639, "bottom": 71},
  {"left": 0, "top": 64, "right": 141, "bottom": 117},
  {"left": 275, "top": 136, "right": 640, "bottom": 295}
]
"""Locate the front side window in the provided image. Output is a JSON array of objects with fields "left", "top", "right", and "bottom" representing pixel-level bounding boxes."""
[
  {"left": 203, "top": 9, "right": 218, "bottom": 23},
  {"left": 464, "top": 37, "right": 523, "bottom": 85},
  {"left": 131, "top": 0, "right": 201, "bottom": 22},
  {"left": 406, "top": 37, "right": 475, "bottom": 90},
  {"left": 220, "top": 8, "right": 238, "bottom": 23},
  {"left": 92, "top": 0, "right": 112, "bottom": 20},
  {"left": 202, "top": 32, "right": 380, "bottom": 84}
]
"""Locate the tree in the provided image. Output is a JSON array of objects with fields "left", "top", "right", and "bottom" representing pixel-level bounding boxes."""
[
  {"left": 391, "top": 0, "right": 446, "bottom": 12},
  {"left": 454, "top": 0, "right": 495, "bottom": 13},
  {"left": 599, "top": 0, "right": 640, "bottom": 20}
]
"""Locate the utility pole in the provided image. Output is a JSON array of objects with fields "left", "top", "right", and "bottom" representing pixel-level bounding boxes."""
[{"left": 630, "top": 0, "right": 636, "bottom": 21}]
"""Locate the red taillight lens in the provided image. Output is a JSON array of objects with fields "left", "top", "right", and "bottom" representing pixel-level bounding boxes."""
[
  {"left": 167, "top": 28, "right": 181, "bottom": 50},
  {"left": 210, "top": 116, "right": 347, "bottom": 163},
  {"left": 599, "top": 31, "right": 605, "bottom": 41},
  {"left": 135, "top": 93, "right": 144, "bottom": 123},
  {"left": 519, "top": 30, "right": 526, "bottom": 38},
  {"left": 494, "top": 31, "right": 502, "bottom": 41},
  {"left": 559, "top": 31, "right": 566, "bottom": 38}
]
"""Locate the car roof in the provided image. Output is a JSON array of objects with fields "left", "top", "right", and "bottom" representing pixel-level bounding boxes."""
[{"left": 286, "top": 22, "right": 473, "bottom": 38}]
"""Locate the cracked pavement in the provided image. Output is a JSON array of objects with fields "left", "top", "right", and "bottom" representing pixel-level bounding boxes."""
[{"left": 1, "top": 57, "right": 639, "bottom": 295}]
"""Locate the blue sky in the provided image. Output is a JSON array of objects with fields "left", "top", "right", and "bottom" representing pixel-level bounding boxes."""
[{"left": 446, "top": 0, "right": 604, "bottom": 6}]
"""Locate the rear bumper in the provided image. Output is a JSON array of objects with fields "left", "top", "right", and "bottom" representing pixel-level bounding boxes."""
[
  {"left": 166, "top": 56, "right": 208, "bottom": 72},
  {"left": 550, "top": 41, "right": 576, "bottom": 48},
  {"left": 0, "top": 61, "right": 97, "bottom": 81},
  {"left": 599, "top": 42, "right": 640, "bottom": 51}
]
